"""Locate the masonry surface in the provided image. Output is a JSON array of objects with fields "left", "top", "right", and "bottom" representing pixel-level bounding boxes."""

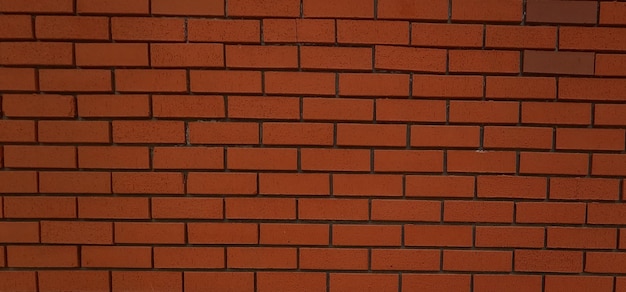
[{"left": 1, "top": 0, "right": 626, "bottom": 291}]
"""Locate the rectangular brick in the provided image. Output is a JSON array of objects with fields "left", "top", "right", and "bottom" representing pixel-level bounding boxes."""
[
  {"left": 412, "top": 23, "right": 483, "bottom": 47},
  {"left": 516, "top": 202, "right": 586, "bottom": 224},
  {"left": 411, "top": 125, "right": 480, "bottom": 148},
  {"left": 520, "top": 152, "right": 589, "bottom": 176},
  {"left": 444, "top": 201, "right": 514, "bottom": 223},
  {"left": 38, "top": 121, "right": 109, "bottom": 143},
  {"left": 450, "top": 101, "right": 519, "bottom": 124},
  {"left": 299, "top": 198, "right": 369, "bottom": 221},
  {"left": 413, "top": 75, "right": 483, "bottom": 99},
  {"left": 40, "top": 172, "right": 110, "bottom": 194},
  {"left": 406, "top": 175, "right": 475, "bottom": 198},
  {"left": 522, "top": 101, "right": 590, "bottom": 125},
  {"left": 41, "top": 221, "right": 112, "bottom": 244},
  {"left": 112, "top": 121, "right": 185, "bottom": 143},
  {"left": 265, "top": 72, "right": 335, "bottom": 95},
  {"left": 340, "top": 73, "right": 409, "bottom": 97},
  {"left": 228, "top": 0, "right": 299, "bottom": 17},
  {"left": 189, "top": 122, "right": 259, "bottom": 145},
  {"left": 550, "top": 177, "right": 620, "bottom": 201},
  {"left": 39, "top": 271, "right": 110, "bottom": 292},
  {"left": 560, "top": 27, "right": 626, "bottom": 52},
  {"left": 112, "top": 172, "right": 183, "bottom": 194},
  {"left": 76, "top": 43, "right": 148, "bottom": 67},
  {"left": 115, "top": 222, "right": 185, "bottom": 244},
  {"left": 449, "top": 50, "right": 519, "bottom": 74},
  {"left": 228, "top": 247, "right": 297, "bottom": 269},
  {"left": 2, "top": 94, "right": 74, "bottom": 118},
  {"left": 226, "top": 45, "right": 296, "bottom": 69},
  {"left": 547, "top": 227, "right": 616, "bottom": 249},
  {"left": 191, "top": 70, "right": 262, "bottom": 93},
  {"left": 486, "top": 25, "right": 556, "bottom": 49},
  {"left": 152, "top": 43, "right": 223, "bottom": 68},
  {"left": 524, "top": 50, "right": 595, "bottom": 75},
  {"left": 600, "top": 2, "right": 626, "bottom": 25},
  {"left": 260, "top": 223, "right": 329, "bottom": 245},
  {"left": 112, "top": 272, "right": 181, "bottom": 292},
  {"left": 527, "top": 0, "right": 597, "bottom": 24},
  {"left": 4, "top": 196, "right": 75, "bottom": 218},
  {"left": 301, "top": 149, "right": 370, "bottom": 171},
  {"left": 477, "top": 176, "right": 547, "bottom": 199},
  {"left": 483, "top": 126, "right": 553, "bottom": 149},
  {"left": 337, "top": 123, "right": 406, "bottom": 147},
  {"left": 372, "top": 200, "right": 441, "bottom": 222},
  {"left": 82, "top": 246, "right": 151, "bottom": 268},
  {"left": 77, "top": 0, "right": 149, "bottom": 14},
  {"left": 263, "top": 19, "right": 334, "bottom": 43},
  {"left": 374, "top": 150, "right": 443, "bottom": 173},
  {"left": 115, "top": 69, "right": 186, "bottom": 92},
  {"left": 185, "top": 272, "right": 254, "bottom": 292},
  {"left": 112, "top": 17, "right": 185, "bottom": 41},
  {"left": 0, "top": 0, "right": 73, "bottom": 13},
  {"left": 378, "top": 0, "right": 448, "bottom": 20},
  {"left": 154, "top": 247, "right": 224, "bottom": 269},
  {"left": 0, "top": 42, "right": 72, "bottom": 65},
  {"left": 300, "top": 248, "right": 368, "bottom": 270},
  {"left": 4, "top": 146, "right": 75, "bottom": 169},
  {"left": 36, "top": 16, "right": 108, "bottom": 40},
  {"left": 444, "top": 250, "right": 512, "bottom": 272},
  {"left": 77, "top": 94, "right": 150, "bottom": 117},
  {"left": 0, "top": 68, "right": 36, "bottom": 91},
  {"left": 475, "top": 226, "right": 545, "bottom": 248},
  {"left": 447, "top": 150, "right": 517, "bottom": 174},
  {"left": 0, "top": 222, "right": 39, "bottom": 243},
  {"left": 152, "top": 197, "right": 223, "bottom": 220},
  {"left": 263, "top": 123, "right": 333, "bottom": 146},
  {"left": 560, "top": 78, "right": 626, "bottom": 101},
  {"left": 187, "top": 172, "right": 257, "bottom": 195},
  {"left": 333, "top": 174, "right": 403, "bottom": 197},
  {"left": 189, "top": 19, "right": 259, "bottom": 43},
  {"left": 7, "top": 246, "right": 77, "bottom": 268},
  {"left": 593, "top": 154, "right": 626, "bottom": 176},
  {"left": 338, "top": 20, "right": 409, "bottom": 45},
  {"left": 151, "top": 0, "right": 223, "bottom": 16},
  {"left": 39, "top": 69, "right": 111, "bottom": 92},
  {"left": 226, "top": 198, "right": 295, "bottom": 220},
  {"left": 452, "top": 0, "right": 522, "bottom": 22},
  {"left": 596, "top": 54, "right": 626, "bottom": 77},
  {"left": 153, "top": 95, "right": 225, "bottom": 118},
  {"left": 228, "top": 96, "right": 299, "bottom": 120},
  {"left": 301, "top": 46, "right": 372, "bottom": 71},
  {"left": 153, "top": 147, "right": 223, "bottom": 170},
  {"left": 375, "top": 46, "right": 445, "bottom": 72},
  {"left": 303, "top": 0, "right": 373, "bottom": 18},
  {"left": 515, "top": 250, "right": 582, "bottom": 273},
  {"left": 78, "top": 197, "right": 149, "bottom": 219},
  {"left": 303, "top": 98, "right": 374, "bottom": 121},
  {"left": 0, "top": 15, "right": 33, "bottom": 39},
  {"left": 228, "top": 148, "right": 297, "bottom": 171},
  {"left": 486, "top": 77, "right": 556, "bottom": 100},
  {"left": 557, "top": 128, "right": 625, "bottom": 151},
  {"left": 595, "top": 104, "right": 626, "bottom": 126},
  {"left": 333, "top": 225, "right": 401, "bottom": 246},
  {"left": 188, "top": 223, "right": 257, "bottom": 244}
]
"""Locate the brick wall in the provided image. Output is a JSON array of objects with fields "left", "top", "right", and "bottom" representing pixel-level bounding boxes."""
[{"left": 1, "top": 0, "right": 626, "bottom": 291}]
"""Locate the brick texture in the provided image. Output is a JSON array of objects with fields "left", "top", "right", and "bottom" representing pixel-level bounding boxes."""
[{"left": 0, "top": 1, "right": 622, "bottom": 291}]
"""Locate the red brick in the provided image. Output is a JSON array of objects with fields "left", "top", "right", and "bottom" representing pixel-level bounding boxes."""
[
  {"left": 586, "top": 252, "right": 626, "bottom": 273},
  {"left": 516, "top": 202, "right": 586, "bottom": 224},
  {"left": 4, "top": 145, "right": 75, "bottom": 169},
  {"left": 112, "top": 272, "right": 182, "bottom": 292},
  {"left": 405, "top": 225, "right": 473, "bottom": 247},
  {"left": 4, "top": 196, "right": 75, "bottom": 218},
  {"left": 39, "top": 121, "right": 109, "bottom": 143},
  {"left": 411, "top": 125, "right": 480, "bottom": 148},
  {"left": 557, "top": 128, "right": 625, "bottom": 151},
  {"left": 0, "top": 222, "right": 39, "bottom": 243},
  {"left": 151, "top": 0, "right": 223, "bottom": 16},
  {"left": 41, "top": 221, "right": 112, "bottom": 244},
  {"left": 334, "top": 225, "right": 401, "bottom": 246},
  {"left": 378, "top": 0, "right": 448, "bottom": 20},
  {"left": 486, "top": 77, "right": 556, "bottom": 100},
  {"left": 519, "top": 152, "right": 589, "bottom": 175},
  {"left": 486, "top": 25, "right": 556, "bottom": 49},
  {"left": 337, "top": 123, "right": 406, "bottom": 147},
  {"left": 301, "top": 46, "right": 372, "bottom": 71},
  {"left": 257, "top": 272, "right": 326, "bottom": 292},
  {"left": 0, "top": 42, "right": 71, "bottom": 65},
  {"left": 299, "top": 198, "right": 369, "bottom": 221},
  {"left": 596, "top": 54, "right": 626, "bottom": 77},
  {"left": 303, "top": 0, "right": 373, "bottom": 18},
  {"left": 412, "top": 23, "right": 483, "bottom": 47},
  {"left": 450, "top": 50, "right": 519, "bottom": 74},
  {"left": 375, "top": 46, "right": 445, "bottom": 72},
  {"left": 189, "top": 122, "right": 259, "bottom": 145},
  {"left": 515, "top": 250, "right": 583, "bottom": 273},
  {"left": 153, "top": 147, "right": 223, "bottom": 170},
  {"left": 152, "top": 197, "right": 222, "bottom": 219},
  {"left": 115, "top": 69, "right": 186, "bottom": 92},
  {"left": 78, "top": 146, "right": 149, "bottom": 169},
  {"left": 334, "top": 174, "right": 402, "bottom": 197},
  {"left": 524, "top": 50, "right": 595, "bottom": 75},
  {"left": 228, "top": 96, "right": 299, "bottom": 120},
  {"left": 112, "top": 172, "right": 183, "bottom": 194},
  {"left": 303, "top": 97, "right": 373, "bottom": 121},
  {"left": 337, "top": 20, "right": 409, "bottom": 45},
  {"left": 3, "top": 94, "right": 74, "bottom": 118},
  {"left": 474, "top": 275, "right": 543, "bottom": 292},
  {"left": 593, "top": 154, "right": 626, "bottom": 176},
  {"left": 154, "top": 247, "right": 224, "bottom": 269},
  {"left": 39, "top": 172, "right": 110, "bottom": 194},
  {"left": 444, "top": 250, "right": 512, "bottom": 272},
  {"left": 82, "top": 246, "right": 151, "bottom": 268},
  {"left": 374, "top": 150, "right": 443, "bottom": 172},
  {"left": 265, "top": 72, "right": 335, "bottom": 95},
  {"left": 450, "top": 101, "right": 519, "bottom": 124},
  {"left": 78, "top": 197, "right": 149, "bottom": 219},
  {"left": 227, "top": 247, "right": 297, "bottom": 269},
  {"left": 112, "top": 17, "right": 185, "bottom": 41},
  {"left": 7, "top": 246, "right": 77, "bottom": 268},
  {"left": 228, "top": 0, "right": 299, "bottom": 17},
  {"left": 36, "top": 16, "right": 108, "bottom": 40},
  {"left": 188, "top": 223, "right": 257, "bottom": 244},
  {"left": 0, "top": 271, "right": 36, "bottom": 292},
  {"left": 0, "top": 0, "right": 73, "bottom": 13},
  {"left": 561, "top": 27, "right": 626, "bottom": 52},
  {"left": 185, "top": 272, "right": 254, "bottom": 292},
  {"left": 189, "top": 19, "right": 260, "bottom": 43},
  {"left": 405, "top": 175, "right": 475, "bottom": 198},
  {"left": 77, "top": 0, "right": 149, "bottom": 14},
  {"left": 259, "top": 173, "right": 330, "bottom": 195},
  {"left": 39, "top": 271, "right": 109, "bottom": 292},
  {"left": 300, "top": 248, "right": 368, "bottom": 270},
  {"left": 226, "top": 198, "right": 295, "bottom": 220},
  {"left": 263, "top": 19, "right": 334, "bottom": 43},
  {"left": 413, "top": 75, "right": 483, "bottom": 98},
  {"left": 152, "top": 43, "right": 224, "bottom": 68},
  {"left": 545, "top": 276, "right": 614, "bottom": 292},
  {"left": 371, "top": 199, "right": 440, "bottom": 222},
  {"left": 475, "top": 226, "right": 545, "bottom": 248},
  {"left": 444, "top": 200, "right": 514, "bottom": 223},
  {"left": 402, "top": 274, "right": 471, "bottom": 292},
  {"left": 600, "top": 2, "right": 626, "bottom": 25},
  {"left": 588, "top": 203, "right": 626, "bottom": 225},
  {"left": 522, "top": 101, "right": 590, "bottom": 125},
  {"left": 39, "top": 69, "right": 111, "bottom": 92},
  {"left": 340, "top": 73, "right": 409, "bottom": 97},
  {"left": 477, "top": 176, "right": 547, "bottom": 199},
  {"left": 226, "top": 45, "right": 296, "bottom": 69},
  {"left": 376, "top": 99, "right": 446, "bottom": 122},
  {"left": 330, "top": 274, "right": 398, "bottom": 292},
  {"left": 112, "top": 121, "right": 185, "bottom": 143},
  {"left": 0, "top": 121, "right": 35, "bottom": 143},
  {"left": 527, "top": 0, "right": 597, "bottom": 24},
  {"left": 228, "top": 148, "right": 297, "bottom": 170},
  {"left": 76, "top": 43, "right": 148, "bottom": 67},
  {"left": 560, "top": 78, "right": 626, "bottom": 101},
  {"left": 263, "top": 123, "right": 332, "bottom": 146},
  {"left": 260, "top": 223, "right": 329, "bottom": 245},
  {"left": 0, "top": 171, "right": 37, "bottom": 194},
  {"left": 372, "top": 249, "right": 440, "bottom": 271},
  {"left": 115, "top": 222, "right": 185, "bottom": 244},
  {"left": 483, "top": 126, "right": 553, "bottom": 149},
  {"left": 595, "top": 104, "right": 626, "bottom": 126},
  {"left": 447, "top": 150, "right": 516, "bottom": 174},
  {"left": 547, "top": 227, "right": 616, "bottom": 249},
  {"left": 551, "top": 177, "right": 619, "bottom": 201},
  {"left": 187, "top": 172, "right": 257, "bottom": 195},
  {"left": 77, "top": 94, "right": 149, "bottom": 117},
  {"left": 191, "top": 70, "right": 262, "bottom": 93},
  {"left": 0, "top": 68, "right": 36, "bottom": 91},
  {"left": 452, "top": 0, "right": 522, "bottom": 22}
]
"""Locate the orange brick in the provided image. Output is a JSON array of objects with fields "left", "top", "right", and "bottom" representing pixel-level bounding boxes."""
[
  {"left": 333, "top": 174, "right": 403, "bottom": 197},
  {"left": 0, "top": 222, "right": 39, "bottom": 243},
  {"left": 340, "top": 73, "right": 409, "bottom": 97},
  {"left": 0, "top": 42, "right": 72, "bottom": 65},
  {"left": 112, "top": 172, "right": 183, "bottom": 194},
  {"left": 586, "top": 252, "right": 626, "bottom": 273},
  {"left": 333, "top": 225, "right": 401, "bottom": 246},
  {"left": 412, "top": 23, "right": 483, "bottom": 48},
  {"left": 226, "top": 198, "right": 295, "bottom": 220},
  {"left": 153, "top": 147, "right": 223, "bottom": 170},
  {"left": 596, "top": 54, "right": 626, "bottom": 77},
  {"left": 151, "top": 43, "right": 224, "bottom": 68},
  {"left": 189, "top": 19, "right": 260, "bottom": 43},
  {"left": 260, "top": 223, "right": 329, "bottom": 245},
  {"left": 337, "top": 123, "right": 406, "bottom": 147},
  {"left": 516, "top": 202, "right": 586, "bottom": 224},
  {"left": 263, "top": 123, "right": 333, "bottom": 146},
  {"left": 39, "top": 271, "right": 110, "bottom": 292},
  {"left": 189, "top": 122, "right": 259, "bottom": 144},
  {"left": 115, "top": 69, "right": 186, "bottom": 92},
  {"left": 411, "top": 125, "right": 480, "bottom": 148},
  {"left": 228, "top": 247, "right": 297, "bottom": 269},
  {"left": 303, "top": 0, "right": 373, "bottom": 18},
  {"left": 151, "top": 0, "right": 223, "bottom": 16},
  {"left": 4, "top": 145, "right": 75, "bottom": 169},
  {"left": 2, "top": 94, "right": 74, "bottom": 118},
  {"left": 405, "top": 175, "right": 475, "bottom": 198},
  {"left": 413, "top": 75, "right": 483, "bottom": 99},
  {"left": 595, "top": 104, "right": 626, "bottom": 126},
  {"left": 76, "top": 43, "right": 148, "bottom": 67},
  {"left": 483, "top": 126, "right": 553, "bottom": 149},
  {"left": 82, "top": 246, "right": 151, "bottom": 268},
  {"left": 330, "top": 274, "right": 398, "bottom": 291},
  {"left": 78, "top": 197, "right": 149, "bottom": 219},
  {"left": 0, "top": 171, "right": 37, "bottom": 194},
  {"left": 447, "top": 150, "right": 517, "bottom": 174},
  {"left": 371, "top": 199, "right": 441, "bottom": 222},
  {"left": 443, "top": 250, "right": 512, "bottom": 272},
  {"left": 444, "top": 201, "right": 514, "bottom": 223},
  {"left": 265, "top": 72, "right": 335, "bottom": 95},
  {"left": 303, "top": 97, "right": 373, "bottom": 121},
  {"left": 35, "top": 16, "right": 108, "bottom": 40},
  {"left": 477, "top": 176, "right": 547, "bottom": 199},
  {"left": 0, "top": 0, "right": 73, "bottom": 13},
  {"left": 374, "top": 150, "right": 443, "bottom": 173},
  {"left": 39, "top": 172, "right": 110, "bottom": 194},
  {"left": 263, "top": 19, "right": 334, "bottom": 43},
  {"left": 228, "top": 0, "right": 299, "bottom": 17},
  {"left": 112, "top": 272, "right": 181, "bottom": 291},
  {"left": 301, "top": 46, "right": 372, "bottom": 71},
  {"left": 301, "top": 148, "right": 370, "bottom": 171},
  {"left": 547, "top": 227, "right": 616, "bottom": 249},
  {"left": 449, "top": 50, "right": 519, "bottom": 73},
  {"left": 560, "top": 78, "right": 626, "bottom": 101},
  {"left": 188, "top": 223, "right": 257, "bottom": 244},
  {"left": 4, "top": 196, "right": 75, "bottom": 218},
  {"left": 550, "top": 177, "right": 620, "bottom": 201},
  {"left": 376, "top": 99, "right": 446, "bottom": 122},
  {"left": 228, "top": 96, "right": 299, "bottom": 120},
  {"left": 299, "top": 198, "right": 369, "bottom": 221},
  {"left": 545, "top": 276, "right": 614, "bottom": 292},
  {"left": 474, "top": 275, "right": 542, "bottom": 292},
  {"left": 227, "top": 148, "right": 297, "bottom": 170},
  {"left": 112, "top": 17, "right": 185, "bottom": 41},
  {"left": 77, "top": 0, "right": 149, "bottom": 14},
  {"left": 39, "top": 69, "right": 111, "bottom": 92},
  {"left": 475, "top": 226, "right": 545, "bottom": 248},
  {"left": 561, "top": 27, "right": 626, "bottom": 52},
  {"left": 0, "top": 272, "right": 36, "bottom": 292},
  {"left": 515, "top": 250, "right": 582, "bottom": 273},
  {"left": 486, "top": 77, "right": 556, "bottom": 100},
  {"left": 300, "top": 248, "right": 368, "bottom": 270},
  {"left": 557, "top": 128, "right": 625, "bottom": 151},
  {"left": 452, "top": 0, "right": 522, "bottom": 22},
  {"left": 38, "top": 121, "right": 109, "bottom": 143},
  {"left": 191, "top": 70, "right": 262, "bottom": 93},
  {"left": 378, "top": 0, "right": 448, "bottom": 20},
  {"left": 593, "top": 154, "right": 626, "bottom": 176},
  {"left": 522, "top": 101, "right": 590, "bottom": 125},
  {"left": 375, "top": 46, "right": 446, "bottom": 72},
  {"left": 41, "top": 221, "right": 112, "bottom": 244},
  {"left": 112, "top": 121, "right": 185, "bottom": 143},
  {"left": 7, "top": 246, "right": 78, "bottom": 268},
  {"left": 259, "top": 173, "right": 330, "bottom": 195},
  {"left": 78, "top": 146, "right": 149, "bottom": 169},
  {"left": 186, "top": 172, "right": 257, "bottom": 195},
  {"left": 337, "top": 20, "right": 409, "bottom": 45},
  {"left": 600, "top": 1, "right": 626, "bottom": 25},
  {"left": 185, "top": 272, "right": 254, "bottom": 292},
  {"left": 115, "top": 222, "right": 185, "bottom": 244},
  {"left": 402, "top": 274, "right": 471, "bottom": 292},
  {"left": 226, "top": 45, "right": 297, "bottom": 69},
  {"left": 450, "top": 101, "right": 519, "bottom": 124},
  {"left": 77, "top": 94, "right": 150, "bottom": 117},
  {"left": 258, "top": 272, "right": 326, "bottom": 292},
  {"left": 0, "top": 68, "right": 36, "bottom": 91},
  {"left": 0, "top": 15, "right": 32, "bottom": 39},
  {"left": 154, "top": 247, "right": 224, "bottom": 269},
  {"left": 520, "top": 152, "right": 589, "bottom": 176},
  {"left": 486, "top": 25, "right": 556, "bottom": 49},
  {"left": 152, "top": 197, "right": 223, "bottom": 219},
  {"left": 153, "top": 95, "right": 225, "bottom": 118}
]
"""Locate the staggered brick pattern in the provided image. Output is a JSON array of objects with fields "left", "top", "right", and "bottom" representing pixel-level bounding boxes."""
[{"left": 1, "top": 0, "right": 626, "bottom": 291}]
